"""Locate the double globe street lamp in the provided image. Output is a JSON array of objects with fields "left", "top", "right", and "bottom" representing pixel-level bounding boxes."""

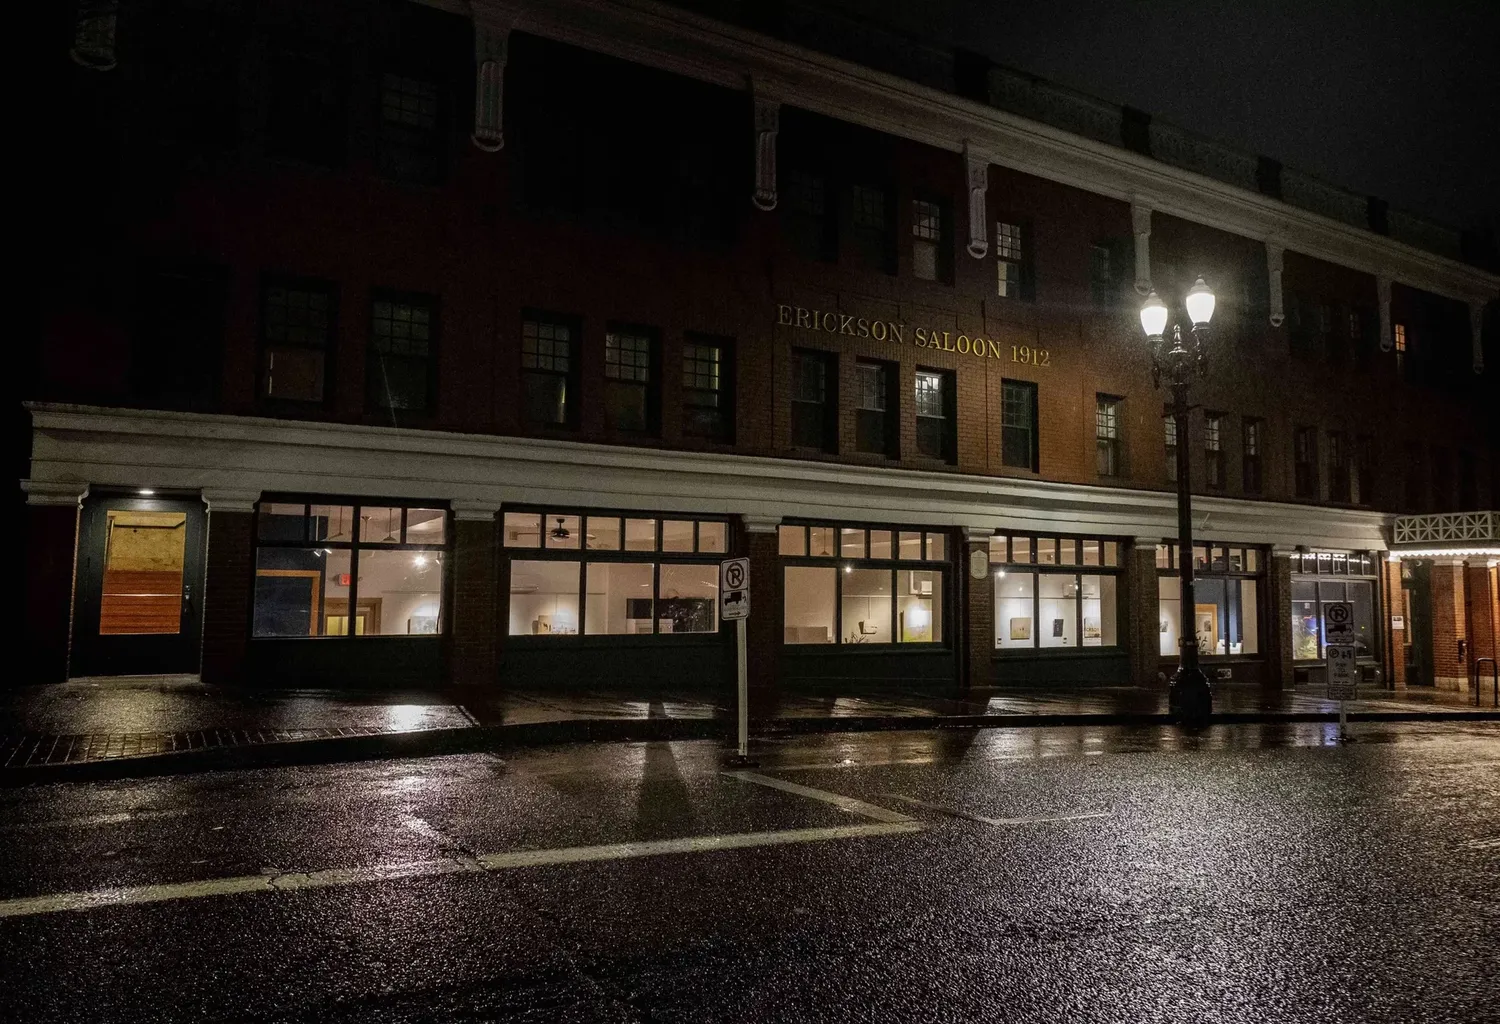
[{"left": 1140, "top": 277, "right": 1216, "bottom": 725}]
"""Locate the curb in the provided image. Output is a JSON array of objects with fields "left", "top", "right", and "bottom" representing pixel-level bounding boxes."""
[{"left": 4, "top": 710, "right": 1497, "bottom": 786}]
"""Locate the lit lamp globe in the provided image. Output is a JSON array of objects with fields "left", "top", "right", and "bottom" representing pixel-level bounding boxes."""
[
  {"left": 1139, "top": 289, "right": 1169, "bottom": 338},
  {"left": 1184, "top": 277, "right": 1216, "bottom": 326}
]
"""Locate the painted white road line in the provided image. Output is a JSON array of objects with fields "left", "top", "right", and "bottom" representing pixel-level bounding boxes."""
[
  {"left": 1460, "top": 837, "right": 1500, "bottom": 851},
  {"left": 0, "top": 822, "right": 921, "bottom": 919},
  {"left": 884, "top": 793, "right": 1110, "bottom": 827},
  {"left": 1407, "top": 760, "right": 1500, "bottom": 771},
  {"left": 721, "top": 770, "right": 917, "bottom": 824}
]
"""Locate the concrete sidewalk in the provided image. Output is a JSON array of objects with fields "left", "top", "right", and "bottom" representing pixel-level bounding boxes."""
[{"left": 4, "top": 676, "right": 1496, "bottom": 783}]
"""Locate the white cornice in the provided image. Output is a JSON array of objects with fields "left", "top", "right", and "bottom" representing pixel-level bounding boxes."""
[
  {"left": 474, "top": 0, "right": 1498, "bottom": 304},
  {"left": 25, "top": 404, "right": 1393, "bottom": 553}
]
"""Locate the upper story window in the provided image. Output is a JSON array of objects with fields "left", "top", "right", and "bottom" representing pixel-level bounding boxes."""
[
  {"left": 1328, "top": 431, "right": 1351, "bottom": 502},
  {"left": 261, "top": 279, "right": 333, "bottom": 404},
  {"left": 915, "top": 370, "right": 955, "bottom": 463},
  {"left": 783, "top": 169, "right": 835, "bottom": 263},
  {"left": 604, "top": 327, "right": 657, "bottom": 433},
  {"left": 378, "top": 72, "right": 443, "bottom": 184},
  {"left": 368, "top": 293, "right": 435, "bottom": 414},
  {"left": 253, "top": 499, "right": 448, "bottom": 638},
  {"left": 850, "top": 184, "right": 895, "bottom": 274},
  {"left": 1242, "top": 418, "right": 1263, "bottom": 494},
  {"left": 1204, "top": 414, "right": 1225, "bottom": 489},
  {"left": 1095, "top": 395, "right": 1122, "bottom": 478},
  {"left": 995, "top": 221, "right": 1027, "bottom": 299},
  {"left": 521, "top": 313, "right": 578, "bottom": 429},
  {"left": 682, "top": 335, "right": 733, "bottom": 442},
  {"left": 265, "top": 39, "right": 347, "bottom": 167},
  {"left": 503, "top": 509, "right": 727, "bottom": 638},
  {"left": 855, "top": 360, "right": 898, "bottom": 458},
  {"left": 1164, "top": 416, "right": 1178, "bottom": 483},
  {"left": 1294, "top": 426, "right": 1319, "bottom": 499},
  {"left": 1394, "top": 322, "right": 1408, "bottom": 375},
  {"left": 791, "top": 348, "right": 837, "bottom": 453},
  {"left": 1089, "top": 244, "right": 1115, "bottom": 307},
  {"left": 779, "top": 523, "right": 949, "bottom": 646},
  {"left": 911, "top": 198, "right": 950, "bottom": 283},
  {"left": 1001, "top": 379, "right": 1038, "bottom": 471}
]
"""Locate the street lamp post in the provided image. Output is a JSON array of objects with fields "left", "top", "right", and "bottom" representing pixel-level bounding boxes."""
[{"left": 1141, "top": 278, "right": 1216, "bottom": 725}]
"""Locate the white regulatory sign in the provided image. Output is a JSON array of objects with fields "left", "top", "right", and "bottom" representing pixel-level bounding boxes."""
[
  {"left": 1327, "top": 644, "right": 1359, "bottom": 701},
  {"left": 721, "top": 588, "right": 750, "bottom": 621},
  {"left": 720, "top": 558, "right": 750, "bottom": 593},
  {"left": 1323, "top": 601, "right": 1356, "bottom": 646}
]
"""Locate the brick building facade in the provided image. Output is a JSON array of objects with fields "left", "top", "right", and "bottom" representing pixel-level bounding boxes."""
[{"left": 23, "top": 0, "right": 1500, "bottom": 701}]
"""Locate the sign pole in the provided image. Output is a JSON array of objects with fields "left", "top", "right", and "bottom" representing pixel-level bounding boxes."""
[
  {"left": 719, "top": 556, "right": 755, "bottom": 766},
  {"left": 736, "top": 616, "right": 748, "bottom": 759}
]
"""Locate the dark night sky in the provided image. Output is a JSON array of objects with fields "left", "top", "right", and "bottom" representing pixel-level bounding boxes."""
[{"left": 822, "top": 0, "right": 1500, "bottom": 235}]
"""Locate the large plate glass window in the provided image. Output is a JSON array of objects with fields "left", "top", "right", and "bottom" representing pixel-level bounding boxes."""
[
  {"left": 503, "top": 509, "right": 728, "bottom": 637},
  {"left": 989, "top": 533, "right": 1122, "bottom": 651},
  {"left": 1156, "top": 542, "right": 1264, "bottom": 657},
  {"left": 780, "top": 523, "right": 948, "bottom": 645},
  {"left": 1290, "top": 550, "right": 1379, "bottom": 660},
  {"left": 253, "top": 500, "right": 448, "bottom": 637}
]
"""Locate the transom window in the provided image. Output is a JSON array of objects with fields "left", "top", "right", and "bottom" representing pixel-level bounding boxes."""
[
  {"left": 503, "top": 509, "right": 727, "bottom": 638},
  {"left": 780, "top": 524, "right": 947, "bottom": 645},
  {"left": 253, "top": 499, "right": 448, "bottom": 638}
]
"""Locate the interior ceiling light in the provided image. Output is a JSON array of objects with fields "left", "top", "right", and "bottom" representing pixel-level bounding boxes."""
[
  {"left": 551, "top": 517, "right": 571, "bottom": 540},
  {"left": 138, "top": 489, "right": 155, "bottom": 496}
]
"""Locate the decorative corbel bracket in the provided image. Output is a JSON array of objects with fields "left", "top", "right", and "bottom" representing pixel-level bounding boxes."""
[
  {"left": 751, "top": 80, "right": 782, "bottom": 211},
  {"left": 964, "top": 142, "right": 991, "bottom": 259},
  {"left": 1266, "top": 241, "right": 1285, "bottom": 327},
  {"left": 1131, "top": 201, "right": 1152, "bottom": 295},
  {"left": 471, "top": 6, "right": 516, "bottom": 152}
]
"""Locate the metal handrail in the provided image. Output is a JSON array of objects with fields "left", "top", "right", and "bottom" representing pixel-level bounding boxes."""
[{"left": 1476, "top": 658, "right": 1499, "bottom": 708}]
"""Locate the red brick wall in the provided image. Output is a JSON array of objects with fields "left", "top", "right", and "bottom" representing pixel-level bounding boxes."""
[
  {"left": 23, "top": 504, "right": 80, "bottom": 684},
  {"left": 1464, "top": 562, "right": 1499, "bottom": 678},
  {"left": 1384, "top": 559, "right": 1407, "bottom": 690},
  {"left": 1430, "top": 562, "right": 1467, "bottom": 690},
  {"left": 1266, "top": 553, "right": 1294, "bottom": 690},
  {"left": 449, "top": 517, "right": 499, "bottom": 687},
  {"left": 201, "top": 511, "right": 252, "bottom": 684},
  {"left": 1124, "top": 543, "right": 1161, "bottom": 687},
  {"left": 963, "top": 536, "right": 993, "bottom": 687},
  {"left": 744, "top": 526, "right": 782, "bottom": 716},
  {"left": 31, "top": 37, "right": 1492, "bottom": 519}
]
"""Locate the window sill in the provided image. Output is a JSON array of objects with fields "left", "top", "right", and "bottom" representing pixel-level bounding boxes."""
[
  {"left": 784, "top": 643, "right": 951, "bottom": 655},
  {"left": 992, "top": 647, "right": 1124, "bottom": 659}
]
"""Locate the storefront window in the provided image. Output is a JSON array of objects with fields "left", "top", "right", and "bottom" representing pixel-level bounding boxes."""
[
  {"left": 1156, "top": 542, "right": 1264, "bottom": 657},
  {"left": 989, "top": 533, "right": 1122, "bottom": 651},
  {"left": 253, "top": 499, "right": 449, "bottom": 638},
  {"left": 781, "top": 523, "right": 948, "bottom": 646},
  {"left": 504, "top": 508, "right": 727, "bottom": 637},
  {"left": 1290, "top": 555, "right": 1378, "bottom": 660}
]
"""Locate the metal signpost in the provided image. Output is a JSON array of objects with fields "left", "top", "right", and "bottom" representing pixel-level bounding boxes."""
[
  {"left": 1323, "top": 601, "right": 1357, "bottom": 741},
  {"left": 720, "top": 558, "right": 751, "bottom": 763}
]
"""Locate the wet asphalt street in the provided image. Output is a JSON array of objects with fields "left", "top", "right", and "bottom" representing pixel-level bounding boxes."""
[{"left": 1, "top": 721, "right": 1497, "bottom": 1023}]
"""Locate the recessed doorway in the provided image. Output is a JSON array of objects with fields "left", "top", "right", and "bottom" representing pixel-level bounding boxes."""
[{"left": 70, "top": 494, "right": 206, "bottom": 677}]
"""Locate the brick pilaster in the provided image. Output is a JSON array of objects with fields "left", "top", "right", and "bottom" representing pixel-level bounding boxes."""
[
  {"left": 1124, "top": 540, "right": 1161, "bottom": 687},
  {"left": 963, "top": 527, "right": 994, "bottom": 689},
  {"left": 1384, "top": 558, "right": 1407, "bottom": 690},
  {"left": 450, "top": 511, "right": 499, "bottom": 687},
  {"left": 1266, "top": 548, "right": 1295, "bottom": 690},
  {"left": 20, "top": 486, "right": 85, "bottom": 684},
  {"left": 201, "top": 508, "right": 253, "bottom": 684},
  {"left": 742, "top": 515, "right": 782, "bottom": 717}
]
